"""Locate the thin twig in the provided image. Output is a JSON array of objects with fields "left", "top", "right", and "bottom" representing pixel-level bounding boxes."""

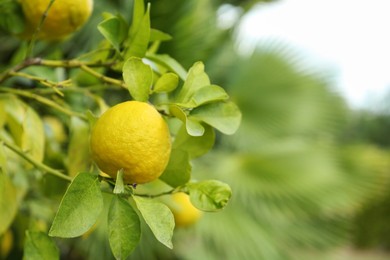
[
  {"left": 26, "top": 0, "right": 56, "bottom": 58},
  {"left": 134, "top": 189, "right": 176, "bottom": 198},
  {"left": 0, "top": 58, "right": 116, "bottom": 84},
  {"left": 0, "top": 87, "right": 87, "bottom": 120},
  {"left": 80, "top": 65, "right": 126, "bottom": 88},
  {"left": 40, "top": 59, "right": 116, "bottom": 68},
  {"left": 30, "top": 84, "right": 120, "bottom": 94},
  {"left": 0, "top": 138, "right": 72, "bottom": 182},
  {"left": 8, "top": 71, "right": 66, "bottom": 96},
  {"left": 0, "top": 57, "right": 41, "bottom": 83}
]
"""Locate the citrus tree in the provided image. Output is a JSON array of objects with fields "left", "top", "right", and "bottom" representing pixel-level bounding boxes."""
[{"left": 0, "top": 0, "right": 241, "bottom": 259}]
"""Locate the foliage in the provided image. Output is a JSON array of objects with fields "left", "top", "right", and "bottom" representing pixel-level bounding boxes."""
[
  {"left": 174, "top": 48, "right": 390, "bottom": 259},
  {"left": 1, "top": 0, "right": 389, "bottom": 259},
  {"left": 345, "top": 110, "right": 390, "bottom": 249},
  {"left": 0, "top": 0, "right": 240, "bottom": 259},
  {"left": 342, "top": 110, "right": 390, "bottom": 148}
]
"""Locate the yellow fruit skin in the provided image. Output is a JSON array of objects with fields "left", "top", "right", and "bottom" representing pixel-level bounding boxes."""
[
  {"left": 90, "top": 101, "right": 171, "bottom": 184},
  {"left": 19, "top": 0, "right": 93, "bottom": 40},
  {"left": 169, "top": 193, "right": 202, "bottom": 227}
]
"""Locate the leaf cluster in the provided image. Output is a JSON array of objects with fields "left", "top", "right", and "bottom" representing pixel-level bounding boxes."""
[
  {"left": 0, "top": 0, "right": 241, "bottom": 259},
  {"left": 172, "top": 47, "right": 390, "bottom": 260}
]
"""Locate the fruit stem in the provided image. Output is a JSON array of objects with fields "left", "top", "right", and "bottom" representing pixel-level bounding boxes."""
[{"left": 0, "top": 138, "right": 72, "bottom": 182}]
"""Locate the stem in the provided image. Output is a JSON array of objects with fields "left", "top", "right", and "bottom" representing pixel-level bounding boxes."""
[
  {"left": 26, "top": 0, "right": 56, "bottom": 58},
  {"left": 134, "top": 189, "right": 176, "bottom": 198},
  {"left": 0, "top": 58, "right": 116, "bottom": 84},
  {"left": 68, "top": 47, "right": 114, "bottom": 61},
  {"left": 0, "top": 88, "right": 87, "bottom": 120},
  {"left": 0, "top": 138, "right": 72, "bottom": 182},
  {"left": 8, "top": 71, "right": 65, "bottom": 96},
  {"left": 0, "top": 58, "right": 42, "bottom": 83},
  {"left": 32, "top": 84, "right": 119, "bottom": 94},
  {"left": 40, "top": 59, "right": 116, "bottom": 68},
  {"left": 80, "top": 65, "right": 126, "bottom": 88},
  {"left": 98, "top": 175, "right": 116, "bottom": 186}
]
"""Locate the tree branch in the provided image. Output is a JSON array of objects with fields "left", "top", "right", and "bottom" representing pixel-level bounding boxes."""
[
  {"left": 0, "top": 58, "right": 117, "bottom": 84},
  {"left": 1, "top": 137, "right": 72, "bottom": 182},
  {"left": 0, "top": 87, "right": 88, "bottom": 120},
  {"left": 133, "top": 189, "right": 176, "bottom": 198},
  {"left": 80, "top": 65, "right": 126, "bottom": 88}
]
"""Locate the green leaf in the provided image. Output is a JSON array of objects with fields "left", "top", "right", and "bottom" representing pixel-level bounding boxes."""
[
  {"left": 10, "top": 41, "right": 28, "bottom": 65},
  {"left": 169, "top": 105, "right": 204, "bottom": 136},
  {"left": 173, "top": 84, "right": 229, "bottom": 108},
  {"left": 113, "top": 169, "right": 125, "bottom": 194},
  {"left": 129, "top": 0, "right": 145, "bottom": 36},
  {"left": 0, "top": 139, "right": 7, "bottom": 173},
  {"left": 186, "top": 180, "right": 232, "bottom": 212},
  {"left": 67, "top": 117, "right": 91, "bottom": 177},
  {"left": 133, "top": 196, "right": 174, "bottom": 249},
  {"left": 190, "top": 101, "right": 242, "bottom": 135},
  {"left": 108, "top": 196, "right": 141, "bottom": 259},
  {"left": 49, "top": 173, "right": 103, "bottom": 238},
  {"left": 175, "top": 62, "right": 210, "bottom": 103},
  {"left": 173, "top": 124, "right": 215, "bottom": 158},
  {"left": 153, "top": 72, "right": 179, "bottom": 93},
  {"left": 22, "top": 104, "right": 45, "bottom": 162},
  {"left": 24, "top": 231, "right": 59, "bottom": 260},
  {"left": 0, "top": 96, "right": 45, "bottom": 163},
  {"left": 123, "top": 57, "right": 153, "bottom": 101},
  {"left": 0, "top": 101, "right": 6, "bottom": 129},
  {"left": 0, "top": 170, "right": 18, "bottom": 235},
  {"left": 160, "top": 149, "right": 191, "bottom": 188},
  {"left": 125, "top": 3, "right": 151, "bottom": 58},
  {"left": 0, "top": 1, "right": 25, "bottom": 34},
  {"left": 186, "top": 118, "right": 205, "bottom": 137},
  {"left": 169, "top": 104, "right": 186, "bottom": 122},
  {"left": 98, "top": 16, "right": 127, "bottom": 52},
  {"left": 86, "top": 110, "right": 98, "bottom": 127},
  {"left": 150, "top": 29, "right": 172, "bottom": 42},
  {"left": 185, "top": 85, "right": 229, "bottom": 108},
  {"left": 101, "top": 11, "right": 115, "bottom": 20},
  {"left": 146, "top": 53, "right": 187, "bottom": 80}
]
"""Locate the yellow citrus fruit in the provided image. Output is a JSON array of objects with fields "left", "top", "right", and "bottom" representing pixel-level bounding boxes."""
[
  {"left": 169, "top": 193, "right": 202, "bottom": 227},
  {"left": 90, "top": 101, "right": 171, "bottom": 184},
  {"left": 19, "top": 0, "right": 93, "bottom": 40}
]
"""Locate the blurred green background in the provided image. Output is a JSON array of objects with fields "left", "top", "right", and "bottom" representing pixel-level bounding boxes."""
[{"left": 1, "top": 0, "right": 390, "bottom": 259}]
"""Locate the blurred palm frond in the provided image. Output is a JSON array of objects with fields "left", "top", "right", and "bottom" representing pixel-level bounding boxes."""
[{"left": 172, "top": 47, "right": 390, "bottom": 259}]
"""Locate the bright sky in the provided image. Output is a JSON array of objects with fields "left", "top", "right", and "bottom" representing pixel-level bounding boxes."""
[{"left": 236, "top": 0, "right": 390, "bottom": 110}]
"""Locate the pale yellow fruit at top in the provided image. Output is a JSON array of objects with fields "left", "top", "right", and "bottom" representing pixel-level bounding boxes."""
[
  {"left": 90, "top": 101, "right": 171, "bottom": 184},
  {"left": 169, "top": 193, "right": 202, "bottom": 227},
  {"left": 19, "top": 0, "right": 93, "bottom": 40}
]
